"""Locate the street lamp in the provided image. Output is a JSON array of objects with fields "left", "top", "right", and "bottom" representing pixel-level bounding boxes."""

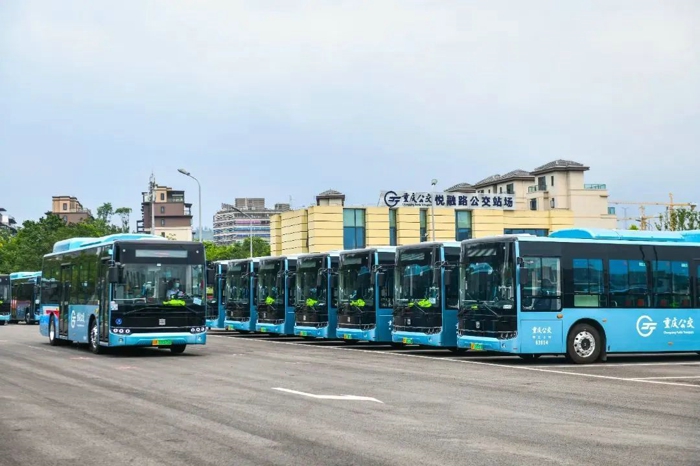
[
  {"left": 430, "top": 179, "right": 437, "bottom": 241},
  {"left": 229, "top": 205, "right": 254, "bottom": 258},
  {"left": 177, "top": 168, "right": 202, "bottom": 243}
]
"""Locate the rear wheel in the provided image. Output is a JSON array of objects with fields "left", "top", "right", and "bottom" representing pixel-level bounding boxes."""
[
  {"left": 25, "top": 312, "right": 31, "bottom": 325},
  {"left": 566, "top": 323, "right": 601, "bottom": 364},
  {"left": 48, "top": 318, "right": 58, "bottom": 346},
  {"left": 89, "top": 319, "right": 102, "bottom": 354},
  {"left": 170, "top": 344, "right": 186, "bottom": 354},
  {"left": 0, "top": 321, "right": 5, "bottom": 326}
]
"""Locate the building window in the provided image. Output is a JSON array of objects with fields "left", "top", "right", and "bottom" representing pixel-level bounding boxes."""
[
  {"left": 551, "top": 176, "right": 554, "bottom": 186},
  {"left": 455, "top": 211, "right": 472, "bottom": 241},
  {"left": 160, "top": 219, "right": 165, "bottom": 226},
  {"left": 343, "top": 209, "right": 365, "bottom": 250},
  {"left": 160, "top": 206, "right": 165, "bottom": 214},
  {"left": 608, "top": 207, "right": 616, "bottom": 215},
  {"left": 506, "top": 183, "right": 514, "bottom": 194},
  {"left": 504, "top": 228, "right": 549, "bottom": 237},
  {"left": 389, "top": 209, "right": 397, "bottom": 246},
  {"left": 419, "top": 209, "right": 427, "bottom": 242},
  {"left": 550, "top": 198, "right": 556, "bottom": 208},
  {"left": 499, "top": 187, "right": 503, "bottom": 194},
  {"left": 537, "top": 176, "right": 546, "bottom": 191},
  {"left": 160, "top": 193, "right": 165, "bottom": 201},
  {"left": 161, "top": 232, "right": 165, "bottom": 237},
  {"left": 62, "top": 203, "right": 68, "bottom": 211},
  {"left": 62, "top": 215, "right": 67, "bottom": 222},
  {"left": 529, "top": 199, "right": 537, "bottom": 211}
]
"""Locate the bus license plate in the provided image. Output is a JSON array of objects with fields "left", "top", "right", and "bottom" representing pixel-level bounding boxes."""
[
  {"left": 260, "top": 327, "right": 266, "bottom": 332},
  {"left": 402, "top": 337, "right": 412, "bottom": 344},
  {"left": 470, "top": 343, "right": 483, "bottom": 351},
  {"left": 153, "top": 339, "right": 172, "bottom": 346},
  {"left": 343, "top": 334, "right": 351, "bottom": 339},
  {"left": 300, "top": 331, "right": 307, "bottom": 336}
]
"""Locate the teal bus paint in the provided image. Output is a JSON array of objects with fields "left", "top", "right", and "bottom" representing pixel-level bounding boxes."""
[
  {"left": 336, "top": 247, "right": 398, "bottom": 344},
  {"left": 255, "top": 255, "right": 299, "bottom": 335},
  {"left": 0, "top": 274, "right": 9, "bottom": 325},
  {"left": 205, "top": 260, "right": 228, "bottom": 329},
  {"left": 391, "top": 241, "right": 463, "bottom": 351},
  {"left": 223, "top": 257, "right": 260, "bottom": 333},
  {"left": 293, "top": 251, "right": 340, "bottom": 339},
  {"left": 38, "top": 233, "right": 207, "bottom": 354},
  {"left": 456, "top": 228, "right": 700, "bottom": 363},
  {"left": 9, "top": 271, "right": 42, "bottom": 324}
]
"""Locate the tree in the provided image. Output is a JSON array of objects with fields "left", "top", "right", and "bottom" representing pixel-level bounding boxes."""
[
  {"left": 654, "top": 207, "right": 700, "bottom": 231},
  {"left": 202, "top": 237, "right": 271, "bottom": 262},
  {"left": 96, "top": 202, "right": 114, "bottom": 223},
  {"left": 114, "top": 207, "right": 132, "bottom": 233},
  {"left": 629, "top": 224, "right": 639, "bottom": 230}
]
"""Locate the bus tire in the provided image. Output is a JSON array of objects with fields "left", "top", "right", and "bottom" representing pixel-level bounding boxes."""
[
  {"left": 48, "top": 318, "right": 58, "bottom": 346},
  {"left": 566, "top": 323, "right": 601, "bottom": 364},
  {"left": 390, "top": 342, "right": 404, "bottom": 349},
  {"left": 25, "top": 312, "right": 31, "bottom": 325},
  {"left": 170, "top": 344, "right": 186, "bottom": 354},
  {"left": 89, "top": 319, "right": 102, "bottom": 354}
]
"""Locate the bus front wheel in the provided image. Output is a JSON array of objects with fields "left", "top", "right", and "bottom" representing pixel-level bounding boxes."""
[
  {"left": 48, "top": 318, "right": 58, "bottom": 346},
  {"left": 89, "top": 319, "right": 103, "bottom": 354},
  {"left": 170, "top": 344, "right": 186, "bottom": 354},
  {"left": 566, "top": 323, "right": 601, "bottom": 364}
]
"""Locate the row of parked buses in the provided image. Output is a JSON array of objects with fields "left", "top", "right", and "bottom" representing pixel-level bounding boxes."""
[
  {"left": 0, "top": 271, "right": 42, "bottom": 326},
  {"left": 207, "top": 228, "right": 700, "bottom": 364}
]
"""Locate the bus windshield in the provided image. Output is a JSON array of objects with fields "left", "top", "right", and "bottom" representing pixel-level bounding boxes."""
[
  {"left": 114, "top": 263, "right": 204, "bottom": 304},
  {"left": 460, "top": 241, "right": 515, "bottom": 311},
  {"left": 296, "top": 257, "right": 326, "bottom": 305},
  {"left": 0, "top": 283, "right": 8, "bottom": 301},
  {"left": 258, "top": 261, "right": 282, "bottom": 305},
  {"left": 226, "top": 265, "right": 249, "bottom": 305},
  {"left": 339, "top": 253, "right": 373, "bottom": 304},
  {"left": 395, "top": 248, "right": 436, "bottom": 305}
]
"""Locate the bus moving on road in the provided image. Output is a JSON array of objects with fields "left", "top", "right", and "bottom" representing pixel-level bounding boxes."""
[
  {"left": 205, "top": 260, "right": 228, "bottom": 329},
  {"left": 224, "top": 258, "right": 259, "bottom": 332},
  {"left": 294, "top": 252, "right": 340, "bottom": 339},
  {"left": 39, "top": 233, "right": 208, "bottom": 354},
  {"left": 456, "top": 228, "right": 700, "bottom": 364},
  {"left": 0, "top": 275, "right": 9, "bottom": 325},
  {"left": 391, "top": 241, "right": 462, "bottom": 351},
  {"left": 336, "top": 247, "right": 397, "bottom": 344},
  {"left": 9, "top": 271, "right": 41, "bottom": 324},
  {"left": 256, "top": 255, "right": 298, "bottom": 335}
]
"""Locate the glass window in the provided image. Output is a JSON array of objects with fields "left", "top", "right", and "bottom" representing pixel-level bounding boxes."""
[
  {"left": 572, "top": 258, "right": 604, "bottom": 307},
  {"left": 343, "top": 209, "right": 366, "bottom": 250},
  {"left": 455, "top": 211, "right": 472, "bottom": 241},
  {"left": 504, "top": 228, "right": 549, "bottom": 237},
  {"left": 521, "top": 257, "right": 561, "bottom": 312},
  {"left": 389, "top": 210, "right": 397, "bottom": 246},
  {"left": 419, "top": 209, "right": 427, "bottom": 242},
  {"left": 609, "top": 259, "right": 648, "bottom": 308},
  {"left": 653, "top": 261, "right": 690, "bottom": 308}
]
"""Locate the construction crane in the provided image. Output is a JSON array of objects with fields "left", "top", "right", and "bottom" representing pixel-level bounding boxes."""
[{"left": 609, "top": 193, "right": 696, "bottom": 230}]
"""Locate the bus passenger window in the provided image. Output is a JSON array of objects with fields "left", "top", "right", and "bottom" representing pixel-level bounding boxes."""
[
  {"left": 653, "top": 261, "right": 690, "bottom": 308},
  {"left": 573, "top": 258, "right": 603, "bottom": 307},
  {"left": 521, "top": 257, "right": 561, "bottom": 312}
]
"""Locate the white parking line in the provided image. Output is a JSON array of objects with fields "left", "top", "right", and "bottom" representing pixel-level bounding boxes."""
[
  {"left": 210, "top": 335, "right": 700, "bottom": 388},
  {"left": 544, "top": 361, "right": 700, "bottom": 368},
  {"left": 628, "top": 376, "right": 700, "bottom": 380},
  {"left": 272, "top": 387, "right": 383, "bottom": 403}
]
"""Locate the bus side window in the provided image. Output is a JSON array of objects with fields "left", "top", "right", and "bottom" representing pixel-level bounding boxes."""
[{"left": 521, "top": 257, "right": 561, "bottom": 312}]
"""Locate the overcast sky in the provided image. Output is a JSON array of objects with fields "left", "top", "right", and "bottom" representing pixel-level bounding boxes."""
[{"left": 1, "top": 0, "right": 698, "bottom": 228}]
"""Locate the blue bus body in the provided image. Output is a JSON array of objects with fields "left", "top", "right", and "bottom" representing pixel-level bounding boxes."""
[
  {"left": 9, "top": 271, "right": 42, "bottom": 324},
  {"left": 224, "top": 258, "right": 259, "bottom": 332},
  {"left": 336, "top": 247, "right": 397, "bottom": 343},
  {"left": 38, "top": 233, "right": 208, "bottom": 354},
  {"left": 294, "top": 252, "right": 340, "bottom": 339},
  {"left": 0, "top": 275, "right": 9, "bottom": 325},
  {"left": 256, "top": 255, "right": 298, "bottom": 335},
  {"left": 456, "top": 228, "right": 700, "bottom": 363},
  {"left": 391, "top": 241, "right": 462, "bottom": 350},
  {"left": 206, "top": 260, "right": 228, "bottom": 329}
]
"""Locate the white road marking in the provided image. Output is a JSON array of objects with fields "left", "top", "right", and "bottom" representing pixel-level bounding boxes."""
[
  {"left": 543, "top": 361, "right": 700, "bottom": 368},
  {"left": 272, "top": 387, "right": 383, "bottom": 403},
  {"left": 210, "top": 335, "right": 700, "bottom": 389},
  {"left": 627, "top": 376, "right": 700, "bottom": 380}
]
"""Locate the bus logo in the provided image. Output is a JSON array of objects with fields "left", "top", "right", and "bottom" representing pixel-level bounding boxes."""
[
  {"left": 636, "top": 315, "right": 657, "bottom": 337},
  {"left": 70, "top": 310, "right": 77, "bottom": 329}
]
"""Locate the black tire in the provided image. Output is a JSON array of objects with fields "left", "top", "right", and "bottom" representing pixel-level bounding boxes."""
[
  {"left": 89, "top": 319, "right": 102, "bottom": 354},
  {"left": 170, "top": 344, "right": 186, "bottom": 354},
  {"left": 0, "top": 321, "right": 5, "bottom": 326},
  {"left": 25, "top": 312, "right": 31, "bottom": 325},
  {"left": 566, "top": 323, "right": 602, "bottom": 364},
  {"left": 48, "top": 318, "right": 58, "bottom": 346}
]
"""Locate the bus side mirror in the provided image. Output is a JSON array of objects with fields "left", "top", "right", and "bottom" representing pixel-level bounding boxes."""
[
  {"left": 206, "top": 269, "right": 215, "bottom": 285},
  {"left": 519, "top": 267, "right": 528, "bottom": 286},
  {"left": 377, "top": 272, "right": 386, "bottom": 287},
  {"left": 316, "top": 272, "right": 323, "bottom": 288},
  {"left": 108, "top": 265, "right": 122, "bottom": 284}
]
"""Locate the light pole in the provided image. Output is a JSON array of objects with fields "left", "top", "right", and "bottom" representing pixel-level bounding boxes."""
[
  {"left": 229, "top": 205, "right": 254, "bottom": 258},
  {"left": 430, "top": 178, "right": 437, "bottom": 241},
  {"left": 177, "top": 168, "right": 202, "bottom": 242}
]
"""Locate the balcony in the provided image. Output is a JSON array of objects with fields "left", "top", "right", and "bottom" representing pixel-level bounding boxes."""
[
  {"left": 584, "top": 184, "right": 607, "bottom": 190},
  {"left": 527, "top": 185, "right": 547, "bottom": 193}
]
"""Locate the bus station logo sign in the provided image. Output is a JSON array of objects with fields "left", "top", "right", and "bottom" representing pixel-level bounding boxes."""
[
  {"left": 380, "top": 191, "right": 515, "bottom": 209},
  {"left": 636, "top": 315, "right": 657, "bottom": 337}
]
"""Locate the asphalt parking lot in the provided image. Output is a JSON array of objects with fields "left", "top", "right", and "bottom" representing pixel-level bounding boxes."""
[{"left": 1, "top": 324, "right": 699, "bottom": 466}]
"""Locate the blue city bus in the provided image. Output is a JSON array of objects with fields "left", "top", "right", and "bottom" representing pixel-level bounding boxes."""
[
  {"left": 336, "top": 247, "right": 398, "bottom": 344},
  {"left": 0, "top": 274, "right": 9, "bottom": 325},
  {"left": 39, "top": 233, "right": 208, "bottom": 354},
  {"left": 294, "top": 251, "right": 340, "bottom": 339},
  {"left": 391, "top": 241, "right": 463, "bottom": 351},
  {"left": 224, "top": 258, "right": 259, "bottom": 333},
  {"left": 9, "top": 271, "right": 41, "bottom": 324},
  {"left": 205, "top": 260, "right": 228, "bottom": 329},
  {"left": 456, "top": 228, "right": 700, "bottom": 363},
  {"left": 256, "top": 255, "right": 298, "bottom": 335}
]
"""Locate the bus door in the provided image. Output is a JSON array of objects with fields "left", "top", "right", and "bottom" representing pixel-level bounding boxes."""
[
  {"left": 59, "top": 264, "right": 72, "bottom": 337},
  {"left": 99, "top": 269, "right": 109, "bottom": 342}
]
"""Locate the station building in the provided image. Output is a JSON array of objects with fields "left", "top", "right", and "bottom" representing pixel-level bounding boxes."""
[{"left": 269, "top": 159, "right": 617, "bottom": 255}]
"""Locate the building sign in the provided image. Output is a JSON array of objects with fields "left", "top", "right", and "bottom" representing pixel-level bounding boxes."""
[{"left": 379, "top": 191, "right": 515, "bottom": 210}]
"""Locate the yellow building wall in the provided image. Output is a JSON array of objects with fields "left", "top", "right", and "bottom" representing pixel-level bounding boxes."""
[
  {"left": 366, "top": 207, "right": 391, "bottom": 246},
  {"left": 279, "top": 209, "right": 308, "bottom": 255},
  {"left": 307, "top": 206, "right": 343, "bottom": 253},
  {"left": 269, "top": 214, "right": 282, "bottom": 256},
  {"left": 396, "top": 208, "right": 420, "bottom": 244}
]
